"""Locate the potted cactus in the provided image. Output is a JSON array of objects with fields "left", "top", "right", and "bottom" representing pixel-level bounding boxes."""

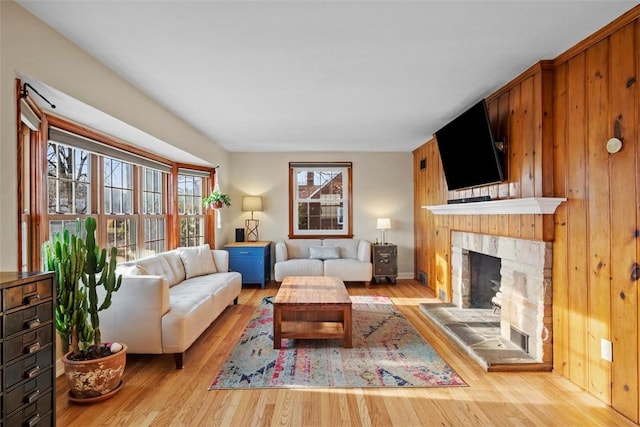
[{"left": 43, "top": 217, "right": 126, "bottom": 402}]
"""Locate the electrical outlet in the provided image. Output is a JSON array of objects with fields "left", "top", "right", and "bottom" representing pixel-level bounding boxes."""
[{"left": 601, "top": 338, "right": 612, "bottom": 362}]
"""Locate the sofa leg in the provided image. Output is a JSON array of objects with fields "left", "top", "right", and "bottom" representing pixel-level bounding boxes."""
[
  {"left": 174, "top": 352, "right": 185, "bottom": 369},
  {"left": 365, "top": 280, "right": 370, "bottom": 289},
  {"left": 234, "top": 296, "right": 239, "bottom": 305}
]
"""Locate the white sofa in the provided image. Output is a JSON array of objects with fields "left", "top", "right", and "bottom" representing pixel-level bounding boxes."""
[
  {"left": 274, "top": 239, "right": 372, "bottom": 287},
  {"left": 98, "top": 244, "right": 242, "bottom": 369}
]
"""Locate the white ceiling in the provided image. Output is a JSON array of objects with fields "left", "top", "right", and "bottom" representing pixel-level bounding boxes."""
[{"left": 16, "top": 1, "right": 636, "bottom": 153}]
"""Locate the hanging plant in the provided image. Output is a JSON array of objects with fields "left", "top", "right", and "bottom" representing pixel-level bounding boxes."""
[{"left": 203, "top": 190, "right": 231, "bottom": 210}]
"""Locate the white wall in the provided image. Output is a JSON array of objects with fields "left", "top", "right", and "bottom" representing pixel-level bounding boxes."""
[
  {"left": 0, "top": 1, "right": 231, "bottom": 270},
  {"left": 1, "top": 0, "right": 417, "bottom": 276},
  {"left": 226, "top": 152, "right": 415, "bottom": 279},
  {"left": 1, "top": 2, "right": 416, "bottom": 366}
]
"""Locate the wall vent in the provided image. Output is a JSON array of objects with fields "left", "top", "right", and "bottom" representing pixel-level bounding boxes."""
[
  {"left": 510, "top": 325, "right": 529, "bottom": 353},
  {"left": 418, "top": 271, "right": 427, "bottom": 285}
]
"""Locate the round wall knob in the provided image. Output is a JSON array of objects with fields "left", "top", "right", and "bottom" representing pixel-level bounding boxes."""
[{"left": 606, "top": 137, "right": 622, "bottom": 153}]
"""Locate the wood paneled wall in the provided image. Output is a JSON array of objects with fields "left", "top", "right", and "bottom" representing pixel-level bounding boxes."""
[
  {"left": 413, "top": 61, "right": 554, "bottom": 301},
  {"left": 413, "top": 6, "right": 640, "bottom": 422},
  {"left": 552, "top": 13, "right": 639, "bottom": 421}
]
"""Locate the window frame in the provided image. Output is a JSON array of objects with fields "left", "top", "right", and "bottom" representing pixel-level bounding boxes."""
[
  {"left": 17, "top": 101, "right": 217, "bottom": 270},
  {"left": 176, "top": 170, "right": 209, "bottom": 248},
  {"left": 288, "top": 162, "right": 353, "bottom": 239}
]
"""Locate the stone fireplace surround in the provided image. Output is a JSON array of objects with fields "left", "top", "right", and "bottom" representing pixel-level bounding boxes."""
[{"left": 450, "top": 231, "right": 553, "bottom": 364}]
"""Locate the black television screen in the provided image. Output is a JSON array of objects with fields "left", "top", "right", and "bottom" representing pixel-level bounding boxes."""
[{"left": 435, "top": 99, "right": 504, "bottom": 191}]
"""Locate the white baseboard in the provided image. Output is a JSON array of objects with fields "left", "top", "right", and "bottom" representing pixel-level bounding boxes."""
[{"left": 56, "top": 357, "right": 64, "bottom": 377}]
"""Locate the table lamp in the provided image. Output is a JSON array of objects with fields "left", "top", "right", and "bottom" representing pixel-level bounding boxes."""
[
  {"left": 376, "top": 218, "right": 391, "bottom": 244},
  {"left": 242, "top": 196, "right": 263, "bottom": 241}
]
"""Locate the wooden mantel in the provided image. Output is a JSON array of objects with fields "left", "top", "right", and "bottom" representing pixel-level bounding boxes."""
[{"left": 422, "top": 197, "right": 567, "bottom": 215}]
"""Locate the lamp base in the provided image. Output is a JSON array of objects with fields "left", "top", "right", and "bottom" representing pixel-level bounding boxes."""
[{"left": 245, "top": 219, "right": 260, "bottom": 242}]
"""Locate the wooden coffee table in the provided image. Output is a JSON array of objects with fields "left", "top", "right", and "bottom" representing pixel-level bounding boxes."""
[{"left": 273, "top": 276, "right": 352, "bottom": 349}]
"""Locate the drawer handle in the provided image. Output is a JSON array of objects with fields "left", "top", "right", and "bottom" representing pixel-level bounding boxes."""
[
  {"left": 27, "top": 318, "right": 41, "bottom": 329},
  {"left": 25, "top": 294, "right": 41, "bottom": 305},
  {"left": 27, "top": 414, "right": 41, "bottom": 427},
  {"left": 26, "top": 365, "right": 41, "bottom": 378},
  {"left": 26, "top": 389, "right": 40, "bottom": 403},
  {"left": 239, "top": 251, "right": 250, "bottom": 254},
  {"left": 27, "top": 342, "right": 41, "bottom": 354}
]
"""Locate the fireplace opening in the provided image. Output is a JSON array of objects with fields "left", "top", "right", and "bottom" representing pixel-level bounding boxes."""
[{"left": 469, "top": 252, "right": 501, "bottom": 309}]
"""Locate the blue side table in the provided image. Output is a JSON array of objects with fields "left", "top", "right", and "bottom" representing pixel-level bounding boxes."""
[{"left": 224, "top": 241, "right": 271, "bottom": 289}]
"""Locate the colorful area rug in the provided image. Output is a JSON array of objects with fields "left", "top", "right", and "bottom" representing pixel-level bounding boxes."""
[{"left": 209, "top": 295, "right": 466, "bottom": 389}]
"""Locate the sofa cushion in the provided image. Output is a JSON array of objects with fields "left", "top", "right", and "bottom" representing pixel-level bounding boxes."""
[
  {"left": 136, "top": 255, "right": 173, "bottom": 279},
  {"left": 274, "top": 258, "right": 324, "bottom": 281},
  {"left": 117, "top": 264, "right": 147, "bottom": 276},
  {"left": 309, "top": 245, "right": 340, "bottom": 260},
  {"left": 285, "top": 239, "right": 322, "bottom": 259},
  {"left": 180, "top": 274, "right": 228, "bottom": 298},
  {"left": 323, "top": 239, "right": 360, "bottom": 259},
  {"left": 161, "top": 251, "right": 187, "bottom": 284},
  {"left": 324, "top": 258, "right": 372, "bottom": 281},
  {"left": 178, "top": 244, "right": 218, "bottom": 279}
]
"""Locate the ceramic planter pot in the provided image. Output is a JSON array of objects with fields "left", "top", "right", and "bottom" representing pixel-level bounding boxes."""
[{"left": 63, "top": 343, "right": 127, "bottom": 402}]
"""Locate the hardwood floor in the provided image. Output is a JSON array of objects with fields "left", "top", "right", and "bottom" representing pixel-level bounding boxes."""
[{"left": 55, "top": 280, "right": 634, "bottom": 426}]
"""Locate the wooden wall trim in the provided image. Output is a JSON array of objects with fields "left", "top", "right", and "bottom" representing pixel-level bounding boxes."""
[
  {"left": 486, "top": 60, "right": 554, "bottom": 104},
  {"left": 15, "top": 80, "right": 23, "bottom": 271},
  {"left": 554, "top": 4, "right": 640, "bottom": 66}
]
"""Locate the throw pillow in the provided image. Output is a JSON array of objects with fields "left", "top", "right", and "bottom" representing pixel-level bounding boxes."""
[
  {"left": 309, "top": 245, "right": 340, "bottom": 260},
  {"left": 178, "top": 244, "right": 217, "bottom": 279},
  {"left": 118, "top": 264, "right": 147, "bottom": 276}
]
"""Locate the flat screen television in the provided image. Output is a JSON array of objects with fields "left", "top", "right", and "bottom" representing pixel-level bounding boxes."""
[{"left": 435, "top": 99, "right": 505, "bottom": 191}]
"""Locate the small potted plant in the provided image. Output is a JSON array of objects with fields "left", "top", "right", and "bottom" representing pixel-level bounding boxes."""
[
  {"left": 42, "top": 217, "right": 126, "bottom": 402},
  {"left": 203, "top": 190, "right": 231, "bottom": 210}
]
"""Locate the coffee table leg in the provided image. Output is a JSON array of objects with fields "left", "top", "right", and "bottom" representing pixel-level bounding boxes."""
[
  {"left": 344, "top": 306, "right": 352, "bottom": 348},
  {"left": 273, "top": 305, "right": 282, "bottom": 349}
]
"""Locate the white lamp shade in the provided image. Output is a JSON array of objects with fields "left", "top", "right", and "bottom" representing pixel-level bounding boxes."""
[
  {"left": 242, "top": 196, "right": 263, "bottom": 212},
  {"left": 376, "top": 218, "right": 391, "bottom": 230}
]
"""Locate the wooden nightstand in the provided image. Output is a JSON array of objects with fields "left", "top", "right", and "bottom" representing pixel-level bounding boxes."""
[
  {"left": 372, "top": 244, "right": 397, "bottom": 284},
  {"left": 224, "top": 241, "right": 271, "bottom": 289}
]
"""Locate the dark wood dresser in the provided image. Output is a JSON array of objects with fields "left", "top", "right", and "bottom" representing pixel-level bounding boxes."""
[{"left": 0, "top": 272, "right": 55, "bottom": 426}]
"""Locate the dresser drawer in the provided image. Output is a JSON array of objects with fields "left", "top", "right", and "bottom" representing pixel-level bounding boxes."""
[
  {"left": 5, "top": 347, "right": 53, "bottom": 390},
  {"left": 4, "top": 280, "right": 53, "bottom": 312},
  {"left": 4, "top": 326, "right": 53, "bottom": 365},
  {"left": 226, "top": 247, "right": 264, "bottom": 257},
  {"left": 5, "top": 390, "right": 52, "bottom": 427},
  {"left": 4, "top": 367, "right": 52, "bottom": 416},
  {"left": 5, "top": 303, "right": 52, "bottom": 337}
]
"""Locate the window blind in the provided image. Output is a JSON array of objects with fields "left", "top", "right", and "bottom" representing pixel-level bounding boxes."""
[
  {"left": 49, "top": 127, "right": 172, "bottom": 173},
  {"left": 177, "top": 168, "right": 212, "bottom": 178},
  {"left": 20, "top": 99, "right": 41, "bottom": 131}
]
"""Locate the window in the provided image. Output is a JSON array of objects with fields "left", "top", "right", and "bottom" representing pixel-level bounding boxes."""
[
  {"left": 39, "top": 120, "right": 210, "bottom": 262},
  {"left": 16, "top": 81, "right": 216, "bottom": 271},
  {"left": 142, "top": 168, "right": 166, "bottom": 257},
  {"left": 289, "top": 162, "right": 352, "bottom": 238},
  {"left": 46, "top": 141, "right": 94, "bottom": 258},
  {"left": 177, "top": 172, "right": 206, "bottom": 247},
  {"left": 104, "top": 157, "right": 136, "bottom": 261},
  {"left": 47, "top": 142, "right": 91, "bottom": 214}
]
